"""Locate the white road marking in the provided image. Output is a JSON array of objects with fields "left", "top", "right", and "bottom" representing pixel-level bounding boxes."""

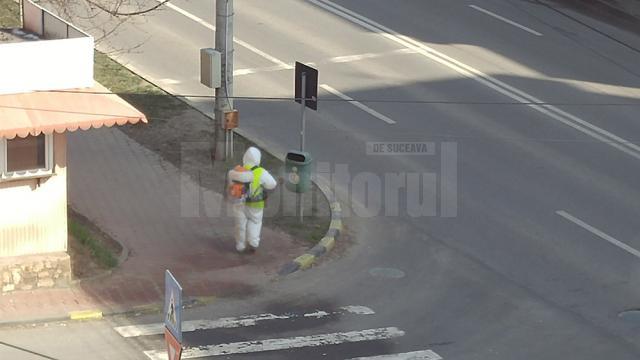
[
  {"left": 469, "top": 5, "right": 543, "bottom": 36},
  {"left": 234, "top": 38, "right": 294, "bottom": 70},
  {"left": 320, "top": 84, "right": 396, "bottom": 124},
  {"left": 144, "top": 327, "right": 405, "bottom": 359},
  {"left": 305, "top": 310, "right": 330, "bottom": 318},
  {"left": 158, "top": 0, "right": 292, "bottom": 69},
  {"left": 347, "top": 350, "right": 443, "bottom": 360},
  {"left": 158, "top": 78, "right": 181, "bottom": 85},
  {"left": 233, "top": 49, "right": 417, "bottom": 76},
  {"left": 234, "top": 64, "right": 291, "bottom": 76},
  {"left": 556, "top": 210, "right": 640, "bottom": 259},
  {"left": 341, "top": 305, "right": 376, "bottom": 315},
  {"left": 329, "top": 48, "right": 417, "bottom": 63},
  {"left": 160, "top": 1, "right": 214, "bottom": 30},
  {"left": 308, "top": 0, "right": 640, "bottom": 161},
  {"left": 113, "top": 305, "right": 375, "bottom": 338}
]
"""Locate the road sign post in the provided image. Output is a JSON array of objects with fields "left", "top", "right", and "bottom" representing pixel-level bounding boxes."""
[
  {"left": 164, "top": 327, "right": 183, "bottom": 360},
  {"left": 298, "top": 73, "right": 306, "bottom": 223},
  {"left": 164, "top": 270, "right": 183, "bottom": 360},
  {"left": 294, "top": 62, "right": 318, "bottom": 224},
  {"left": 300, "top": 72, "right": 307, "bottom": 153}
]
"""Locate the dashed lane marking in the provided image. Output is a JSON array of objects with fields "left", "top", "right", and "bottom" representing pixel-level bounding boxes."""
[
  {"left": 320, "top": 84, "right": 396, "bottom": 124},
  {"left": 157, "top": 0, "right": 292, "bottom": 69},
  {"left": 233, "top": 49, "right": 417, "bottom": 77}
]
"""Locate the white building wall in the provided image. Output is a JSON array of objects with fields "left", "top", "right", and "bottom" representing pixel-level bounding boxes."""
[
  {"left": 0, "top": 37, "right": 94, "bottom": 95},
  {"left": 0, "top": 133, "right": 67, "bottom": 257},
  {"left": 0, "top": 0, "right": 94, "bottom": 95}
]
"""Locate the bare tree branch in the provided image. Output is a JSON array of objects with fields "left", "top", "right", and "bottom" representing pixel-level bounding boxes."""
[
  {"left": 82, "top": 0, "right": 170, "bottom": 17},
  {"left": 37, "top": 0, "right": 170, "bottom": 52}
]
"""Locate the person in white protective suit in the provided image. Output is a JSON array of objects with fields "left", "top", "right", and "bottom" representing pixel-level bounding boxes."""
[{"left": 228, "top": 147, "right": 277, "bottom": 252}]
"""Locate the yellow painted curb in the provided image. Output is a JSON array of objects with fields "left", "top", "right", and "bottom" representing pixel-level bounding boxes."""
[
  {"left": 329, "top": 219, "right": 342, "bottom": 231},
  {"left": 331, "top": 202, "right": 341, "bottom": 212},
  {"left": 319, "top": 236, "right": 336, "bottom": 252},
  {"left": 69, "top": 310, "right": 103, "bottom": 321},
  {"left": 294, "top": 254, "right": 316, "bottom": 270}
]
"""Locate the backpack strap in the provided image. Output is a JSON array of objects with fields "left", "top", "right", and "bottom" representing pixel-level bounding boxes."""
[{"left": 246, "top": 166, "right": 266, "bottom": 207}]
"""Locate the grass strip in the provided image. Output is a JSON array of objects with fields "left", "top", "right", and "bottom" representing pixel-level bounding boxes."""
[
  {"left": 68, "top": 219, "right": 118, "bottom": 269},
  {"left": 93, "top": 51, "right": 189, "bottom": 120}
]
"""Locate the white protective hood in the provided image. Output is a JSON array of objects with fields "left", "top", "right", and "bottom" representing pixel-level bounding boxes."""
[{"left": 243, "top": 147, "right": 262, "bottom": 168}]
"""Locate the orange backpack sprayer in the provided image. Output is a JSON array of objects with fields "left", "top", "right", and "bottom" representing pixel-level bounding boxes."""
[{"left": 228, "top": 165, "right": 249, "bottom": 201}]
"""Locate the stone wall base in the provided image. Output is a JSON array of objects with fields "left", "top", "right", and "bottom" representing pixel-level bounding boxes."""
[{"left": 0, "top": 252, "right": 71, "bottom": 293}]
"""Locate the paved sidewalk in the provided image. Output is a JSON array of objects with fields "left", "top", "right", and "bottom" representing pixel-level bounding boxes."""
[{"left": 0, "top": 127, "right": 306, "bottom": 324}]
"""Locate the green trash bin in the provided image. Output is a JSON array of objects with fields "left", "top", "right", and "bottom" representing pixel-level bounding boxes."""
[{"left": 285, "top": 150, "right": 312, "bottom": 193}]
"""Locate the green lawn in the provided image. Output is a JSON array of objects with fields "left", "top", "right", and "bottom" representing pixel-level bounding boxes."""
[{"left": 94, "top": 51, "right": 189, "bottom": 123}]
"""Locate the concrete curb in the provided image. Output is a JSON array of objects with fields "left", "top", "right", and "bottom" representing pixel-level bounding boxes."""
[
  {"left": 278, "top": 185, "right": 343, "bottom": 276},
  {"left": 0, "top": 296, "right": 215, "bottom": 327}
]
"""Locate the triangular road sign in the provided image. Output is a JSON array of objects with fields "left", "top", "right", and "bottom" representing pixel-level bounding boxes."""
[{"left": 164, "top": 327, "right": 183, "bottom": 360}]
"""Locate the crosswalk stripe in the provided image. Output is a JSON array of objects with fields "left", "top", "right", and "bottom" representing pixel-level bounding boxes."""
[
  {"left": 143, "top": 327, "right": 405, "bottom": 360},
  {"left": 346, "top": 349, "right": 443, "bottom": 360},
  {"left": 114, "top": 305, "right": 375, "bottom": 338}
]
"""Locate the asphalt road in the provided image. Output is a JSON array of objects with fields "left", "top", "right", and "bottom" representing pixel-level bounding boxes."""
[{"left": 6, "top": 0, "right": 640, "bottom": 359}]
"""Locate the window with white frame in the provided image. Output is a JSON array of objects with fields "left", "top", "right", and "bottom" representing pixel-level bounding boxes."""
[{"left": 0, "top": 134, "right": 54, "bottom": 181}]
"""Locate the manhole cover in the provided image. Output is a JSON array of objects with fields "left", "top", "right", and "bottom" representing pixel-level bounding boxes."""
[
  {"left": 368, "top": 267, "right": 405, "bottom": 279},
  {"left": 619, "top": 310, "right": 640, "bottom": 322}
]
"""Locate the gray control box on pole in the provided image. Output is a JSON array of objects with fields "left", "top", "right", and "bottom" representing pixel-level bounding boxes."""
[{"left": 200, "top": 48, "right": 221, "bottom": 89}]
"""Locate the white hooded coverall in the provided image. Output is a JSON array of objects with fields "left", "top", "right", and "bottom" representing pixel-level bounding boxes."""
[{"left": 228, "top": 147, "right": 277, "bottom": 252}]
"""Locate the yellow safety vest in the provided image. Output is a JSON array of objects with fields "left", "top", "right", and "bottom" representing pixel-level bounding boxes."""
[{"left": 245, "top": 165, "right": 265, "bottom": 208}]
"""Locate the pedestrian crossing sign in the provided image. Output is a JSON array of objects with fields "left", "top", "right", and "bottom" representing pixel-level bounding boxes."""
[{"left": 164, "top": 270, "right": 183, "bottom": 343}]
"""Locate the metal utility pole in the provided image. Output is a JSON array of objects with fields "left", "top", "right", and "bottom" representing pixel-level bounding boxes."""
[{"left": 214, "top": 0, "right": 234, "bottom": 161}]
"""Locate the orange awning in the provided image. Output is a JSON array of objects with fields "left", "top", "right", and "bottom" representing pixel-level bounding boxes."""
[{"left": 0, "top": 82, "right": 147, "bottom": 139}]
